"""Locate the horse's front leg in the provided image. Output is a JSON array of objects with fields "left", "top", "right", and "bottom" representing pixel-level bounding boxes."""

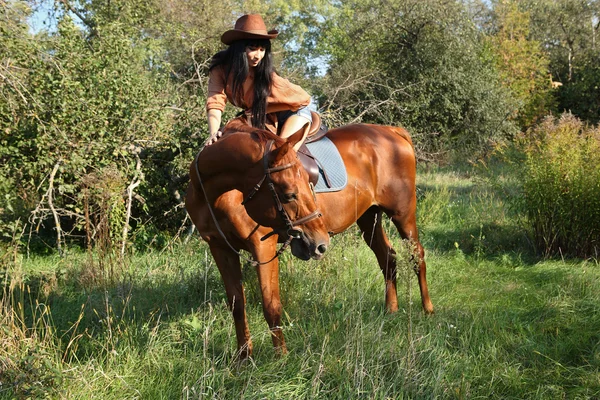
[
  {"left": 252, "top": 242, "right": 287, "bottom": 355},
  {"left": 209, "top": 242, "right": 253, "bottom": 359}
]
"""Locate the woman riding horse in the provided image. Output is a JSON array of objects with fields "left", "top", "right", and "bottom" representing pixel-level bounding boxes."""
[
  {"left": 204, "top": 14, "right": 313, "bottom": 150},
  {"left": 186, "top": 14, "right": 433, "bottom": 360}
]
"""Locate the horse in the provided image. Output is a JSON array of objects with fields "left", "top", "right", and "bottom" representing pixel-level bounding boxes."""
[{"left": 185, "top": 119, "right": 433, "bottom": 359}]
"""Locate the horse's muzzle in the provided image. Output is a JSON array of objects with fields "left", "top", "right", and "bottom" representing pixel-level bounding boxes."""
[{"left": 291, "top": 231, "right": 329, "bottom": 261}]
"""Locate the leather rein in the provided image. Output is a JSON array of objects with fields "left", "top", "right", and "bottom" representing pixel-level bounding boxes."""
[{"left": 193, "top": 139, "right": 322, "bottom": 266}]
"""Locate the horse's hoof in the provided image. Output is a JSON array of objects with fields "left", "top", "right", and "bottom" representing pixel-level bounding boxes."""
[
  {"left": 386, "top": 301, "right": 399, "bottom": 313},
  {"left": 423, "top": 303, "right": 435, "bottom": 315},
  {"left": 275, "top": 345, "right": 288, "bottom": 357},
  {"left": 236, "top": 343, "right": 253, "bottom": 362}
]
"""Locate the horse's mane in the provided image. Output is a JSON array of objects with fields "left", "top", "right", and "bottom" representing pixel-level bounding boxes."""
[{"left": 222, "top": 116, "right": 284, "bottom": 145}]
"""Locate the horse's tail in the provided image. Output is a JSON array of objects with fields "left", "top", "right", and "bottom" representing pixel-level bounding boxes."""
[{"left": 391, "top": 126, "right": 414, "bottom": 149}]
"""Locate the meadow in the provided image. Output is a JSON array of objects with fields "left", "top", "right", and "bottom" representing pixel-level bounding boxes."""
[{"left": 2, "top": 164, "right": 599, "bottom": 399}]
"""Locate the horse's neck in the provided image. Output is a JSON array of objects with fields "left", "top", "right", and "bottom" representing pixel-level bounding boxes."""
[{"left": 197, "top": 133, "right": 263, "bottom": 194}]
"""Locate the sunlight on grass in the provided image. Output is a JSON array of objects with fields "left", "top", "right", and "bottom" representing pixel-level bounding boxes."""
[{"left": 1, "top": 164, "right": 599, "bottom": 399}]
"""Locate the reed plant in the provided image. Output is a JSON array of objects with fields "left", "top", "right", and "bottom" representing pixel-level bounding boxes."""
[{"left": 503, "top": 113, "right": 600, "bottom": 258}]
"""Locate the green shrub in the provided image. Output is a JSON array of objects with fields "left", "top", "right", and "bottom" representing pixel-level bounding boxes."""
[{"left": 506, "top": 113, "right": 600, "bottom": 258}]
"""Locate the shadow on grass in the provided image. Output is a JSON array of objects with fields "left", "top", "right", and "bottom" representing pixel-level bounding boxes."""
[
  {"left": 10, "top": 256, "right": 231, "bottom": 361},
  {"left": 411, "top": 262, "right": 600, "bottom": 397},
  {"left": 422, "top": 222, "right": 534, "bottom": 257},
  {"left": 257, "top": 255, "right": 600, "bottom": 397}
]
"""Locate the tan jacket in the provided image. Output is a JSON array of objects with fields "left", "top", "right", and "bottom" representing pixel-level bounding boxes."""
[{"left": 206, "top": 65, "right": 311, "bottom": 114}]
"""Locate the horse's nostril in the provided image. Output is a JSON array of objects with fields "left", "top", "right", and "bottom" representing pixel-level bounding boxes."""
[{"left": 317, "top": 244, "right": 327, "bottom": 254}]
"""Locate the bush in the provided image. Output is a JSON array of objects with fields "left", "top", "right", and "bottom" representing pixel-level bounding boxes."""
[{"left": 506, "top": 113, "right": 600, "bottom": 258}]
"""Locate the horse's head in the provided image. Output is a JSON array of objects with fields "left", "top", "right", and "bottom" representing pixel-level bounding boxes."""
[
  {"left": 198, "top": 122, "right": 329, "bottom": 260},
  {"left": 243, "top": 125, "right": 329, "bottom": 260}
]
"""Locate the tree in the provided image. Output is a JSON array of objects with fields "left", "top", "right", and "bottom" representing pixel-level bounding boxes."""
[
  {"left": 1, "top": 4, "right": 178, "bottom": 249},
  {"left": 0, "top": 0, "right": 39, "bottom": 237},
  {"left": 306, "top": 0, "right": 518, "bottom": 158},
  {"left": 557, "top": 50, "right": 600, "bottom": 124},
  {"left": 523, "top": 0, "right": 600, "bottom": 82},
  {"left": 488, "top": 0, "right": 555, "bottom": 128},
  {"left": 521, "top": 0, "right": 600, "bottom": 123}
]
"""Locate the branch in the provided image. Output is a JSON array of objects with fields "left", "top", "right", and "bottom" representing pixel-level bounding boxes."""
[
  {"left": 59, "top": 0, "right": 98, "bottom": 36},
  {"left": 322, "top": 73, "right": 375, "bottom": 113},
  {"left": 0, "top": 66, "right": 28, "bottom": 104},
  {"left": 121, "top": 153, "right": 144, "bottom": 257},
  {"left": 31, "top": 207, "right": 85, "bottom": 220}
]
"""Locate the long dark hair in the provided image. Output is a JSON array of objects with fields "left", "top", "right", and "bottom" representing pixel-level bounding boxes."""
[{"left": 209, "top": 39, "right": 273, "bottom": 129}]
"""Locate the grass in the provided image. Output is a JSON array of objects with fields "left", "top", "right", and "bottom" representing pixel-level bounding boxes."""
[{"left": 1, "top": 163, "right": 600, "bottom": 399}]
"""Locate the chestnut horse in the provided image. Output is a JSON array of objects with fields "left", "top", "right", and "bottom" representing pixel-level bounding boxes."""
[{"left": 185, "top": 120, "right": 433, "bottom": 359}]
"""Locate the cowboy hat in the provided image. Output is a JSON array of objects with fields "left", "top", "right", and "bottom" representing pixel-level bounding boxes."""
[{"left": 221, "top": 14, "right": 279, "bottom": 45}]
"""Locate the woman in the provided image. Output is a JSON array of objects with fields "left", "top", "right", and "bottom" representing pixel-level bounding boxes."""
[{"left": 204, "top": 14, "right": 313, "bottom": 150}]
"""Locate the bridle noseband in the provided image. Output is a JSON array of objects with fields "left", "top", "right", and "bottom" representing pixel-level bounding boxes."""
[{"left": 194, "top": 139, "right": 322, "bottom": 266}]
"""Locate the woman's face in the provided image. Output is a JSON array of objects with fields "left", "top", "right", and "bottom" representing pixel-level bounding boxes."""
[{"left": 245, "top": 45, "right": 266, "bottom": 68}]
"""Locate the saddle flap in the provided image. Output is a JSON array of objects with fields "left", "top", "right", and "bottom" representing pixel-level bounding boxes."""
[{"left": 297, "top": 144, "right": 319, "bottom": 187}]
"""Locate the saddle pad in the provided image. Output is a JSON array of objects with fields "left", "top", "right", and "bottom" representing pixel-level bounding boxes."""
[{"left": 305, "top": 136, "right": 348, "bottom": 193}]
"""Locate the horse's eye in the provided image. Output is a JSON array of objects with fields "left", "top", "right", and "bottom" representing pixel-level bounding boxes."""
[{"left": 282, "top": 192, "right": 297, "bottom": 203}]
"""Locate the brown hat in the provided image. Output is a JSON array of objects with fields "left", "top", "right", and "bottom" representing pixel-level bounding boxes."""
[{"left": 221, "top": 14, "right": 279, "bottom": 45}]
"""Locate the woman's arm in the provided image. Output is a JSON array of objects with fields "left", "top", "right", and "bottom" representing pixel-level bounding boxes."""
[
  {"left": 204, "top": 109, "right": 223, "bottom": 147},
  {"left": 207, "top": 109, "right": 222, "bottom": 136}
]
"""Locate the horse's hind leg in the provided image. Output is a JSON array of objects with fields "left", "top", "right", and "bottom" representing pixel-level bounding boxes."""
[
  {"left": 357, "top": 206, "right": 399, "bottom": 312},
  {"left": 209, "top": 242, "right": 253, "bottom": 359},
  {"left": 390, "top": 211, "right": 434, "bottom": 314}
]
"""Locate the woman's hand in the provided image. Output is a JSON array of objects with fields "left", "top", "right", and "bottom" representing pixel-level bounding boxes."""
[{"left": 204, "top": 130, "right": 223, "bottom": 147}]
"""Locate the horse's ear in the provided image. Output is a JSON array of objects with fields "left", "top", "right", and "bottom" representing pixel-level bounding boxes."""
[
  {"left": 271, "top": 123, "right": 308, "bottom": 165},
  {"left": 271, "top": 141, "right": 292, "bottom": 165},
  {"left": 286, "top": 123, "right": 309, "bottom": 149}
]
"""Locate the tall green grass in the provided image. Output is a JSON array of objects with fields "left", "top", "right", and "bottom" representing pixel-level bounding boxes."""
[{"left": 2, "top": 164, "right": 599, "bottom": 399}]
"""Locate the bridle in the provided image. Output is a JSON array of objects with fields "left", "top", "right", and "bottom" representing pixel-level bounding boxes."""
[
  {"left": 193, "top": 139, "right": 322, "bottom": 266},
  {"left": 242, "top": 140, "right": 322, "bottom": 240}
]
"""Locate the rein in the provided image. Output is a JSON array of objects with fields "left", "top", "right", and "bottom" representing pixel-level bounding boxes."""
[{"left": 193, "top": 139, "right": 322, "bottom": 267}]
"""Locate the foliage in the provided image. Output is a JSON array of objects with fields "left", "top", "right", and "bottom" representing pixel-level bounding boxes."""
[
  {"left": 1, "top": 2, "right": 179, "bottom": 247},
  {"left": 503, "top": 113, "right": 600, "bottom": 258},
  {"left": 522, "top": 0, "right": 600, "bottom": 122},
  {"left": 2, "top": 0, "right": 600, "bottom": 252},
  {"left": 556, "top": 50, "right": 600, "bottom": 125},
  {"left": 523, "top": 0, "right": 600, "bottom": 81},
  {"left": 0, "top": 1, "right": 36, "bottom": 237},
  {"left": 487, "top": 0, "right": 555, "bottom": 129},
  {"left": 308, "top": 0, "right": 518, "bottom": 158}
]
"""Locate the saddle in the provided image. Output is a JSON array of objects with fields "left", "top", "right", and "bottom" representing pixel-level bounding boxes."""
[
  {"left": 297, "top": 112, "right": 332, "bottom": 188},
  {"left": 305, "top": 112, "right": 328, "bottom": 143},
  {"left": 266, "top": 111, "right": 330, "bottom": 188}
]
